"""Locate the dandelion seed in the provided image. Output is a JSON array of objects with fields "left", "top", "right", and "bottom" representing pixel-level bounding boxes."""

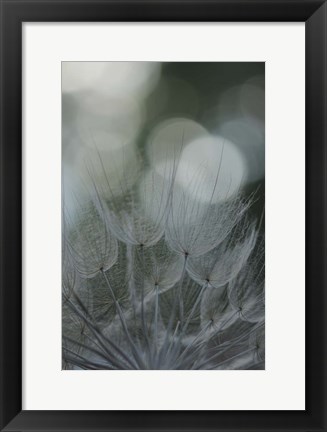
[
  {"left": 62, "top": 63, "right": 265, "bottom": 370},
  {"left": 166, "top": 183, "right": 251, "bottom": 257},
  {"left": 228, "top": 241, "right": 265, "bottom": 324},
  {"left": 186, "top": 221, "right": 257, "bottom": 288},
  {"left": 65, "top": 200, "right": 118, "bottom": 278},
  {"left": 133, "top": 238, "right": 184, "bottom": 296}
]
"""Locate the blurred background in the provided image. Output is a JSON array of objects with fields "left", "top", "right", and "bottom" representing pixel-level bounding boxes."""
[{"left": 62, "top": 62, "right": 265, "bottom": 225}]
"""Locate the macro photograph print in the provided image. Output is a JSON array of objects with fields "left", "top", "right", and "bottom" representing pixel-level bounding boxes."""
[{"left": 62, "top": 62, "right": 265, "bottom": 370}]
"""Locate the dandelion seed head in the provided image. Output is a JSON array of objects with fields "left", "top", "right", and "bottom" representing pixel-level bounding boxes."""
[{"left": 62, "top": 64, "right": 265, "bottom": 370}]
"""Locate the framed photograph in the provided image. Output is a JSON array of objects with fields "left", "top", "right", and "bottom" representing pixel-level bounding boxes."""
[{"left": 0, "top": 0, "right": 326, "bottom": 431}]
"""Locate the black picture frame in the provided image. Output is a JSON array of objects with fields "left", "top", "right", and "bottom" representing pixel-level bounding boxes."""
[{"left": 0, "top": 0, "right": 326, "bottom": 431}]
